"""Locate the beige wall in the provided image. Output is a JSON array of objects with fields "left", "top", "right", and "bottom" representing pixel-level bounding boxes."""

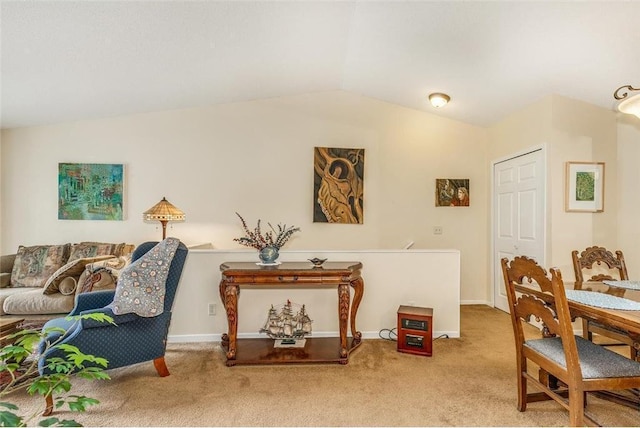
[
  {"left": 548, "top": 96, "right": 618, "bottom": 276},
  {"left": 617, "top": 116, "right": 640, "bottom": 279},
  {"left": 0, "top": 133, "right": 3, "bottom": 254},
  {"left": 0, "top": 91, "right": 488, "bottom": 303},
  {"left": 2, "top": 90, "right": 637, "bottom": 311},
  {"left": 487, "top": 97, "right": 553, "bottom": 304},
  {"left": 172, "top": 249, "right": 461, "bottom": 340},
  {"left": 488, "top": 95, "right": 627, "bottom": 288},
  {"left": 487, "top": 96, "right": 554, "bottom": 159}
]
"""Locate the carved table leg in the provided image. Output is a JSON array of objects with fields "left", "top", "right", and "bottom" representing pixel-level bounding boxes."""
[
  {"left": 221, "top": 333, "right": 229, "bottom": 350},
  {"left": 338, "top": 283, "right": 350, "bottom": 358},
  {"left": 220, "top": 280, "right": 239, "bottom": 364},
  {"left": 219, "top": 280, "right": 230, "bottom": 350},
  {"left": 218, "top": 279, "right": 226, "bottom": 313},
  {"left": 349, "top": 277, "right": 364, "bottom": 345}
]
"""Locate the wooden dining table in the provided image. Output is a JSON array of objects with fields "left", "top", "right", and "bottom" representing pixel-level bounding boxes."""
[
  {"left": 514, "top": 280, "right": 640, "bottom": 408},
  {"left": 567, "top": 281, "right": 640, "bottom": 348}
]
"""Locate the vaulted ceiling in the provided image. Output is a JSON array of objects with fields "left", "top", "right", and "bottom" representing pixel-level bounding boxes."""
[{"left": 2, "top": 1, "right": 639, "bottom": 129}]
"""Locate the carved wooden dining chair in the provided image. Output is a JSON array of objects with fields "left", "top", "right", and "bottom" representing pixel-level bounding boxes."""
[
  {"left": 571, "top": 246, "right": 637, "bottom": 360},
  {"left": 501, "top": 256, "right": 640, "bottom": 426}
]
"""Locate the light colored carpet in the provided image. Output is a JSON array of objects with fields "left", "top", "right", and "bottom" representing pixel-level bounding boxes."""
[{"left": 6, "top": 305, "right": 640, "bottom": 426}]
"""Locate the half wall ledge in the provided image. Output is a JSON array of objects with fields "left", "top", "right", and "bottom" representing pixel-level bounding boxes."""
[{"left": 169, "top": 249, "right": 461, "bottom": 342}]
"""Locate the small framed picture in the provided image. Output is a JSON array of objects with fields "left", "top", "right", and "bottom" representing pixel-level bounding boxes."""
[
  {"left": 565, "top": 162, "right": 604, "bottom": 212},
  {"left": 435, "top": 179, "right": 470, "bottom": 207}
]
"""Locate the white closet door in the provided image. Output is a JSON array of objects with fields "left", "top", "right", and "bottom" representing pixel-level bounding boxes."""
[{"left": 493, "top": 149, "right": 545, "bottom": 312}]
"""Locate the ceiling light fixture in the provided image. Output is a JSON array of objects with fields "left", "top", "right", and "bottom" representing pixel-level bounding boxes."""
[
  {"left": 614, "top": 85, "right": 640, "bottom": 119},
  {"left": 428, "top": 93, "right": 450, "bottom": 108}
]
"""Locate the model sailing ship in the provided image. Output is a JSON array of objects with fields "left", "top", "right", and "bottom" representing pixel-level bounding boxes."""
[{"left": 260, "top": 300, "right": 312, "bottom": 340}]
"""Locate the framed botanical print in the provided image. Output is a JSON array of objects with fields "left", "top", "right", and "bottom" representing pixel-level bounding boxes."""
[{"left": 565, "top": 162, "right": 604, "bottom": 212}]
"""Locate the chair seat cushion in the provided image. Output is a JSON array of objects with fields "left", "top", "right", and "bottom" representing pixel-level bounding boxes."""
[{"left": 525, "top": 335, "right": 640, "bottom": 379}]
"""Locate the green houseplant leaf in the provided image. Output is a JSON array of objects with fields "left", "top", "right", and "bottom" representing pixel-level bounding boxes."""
[{"left": 0, "top": 313, "right": 112, "bottom": 427}]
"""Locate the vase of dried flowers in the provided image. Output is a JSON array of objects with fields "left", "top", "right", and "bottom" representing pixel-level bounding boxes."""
[{"left": 233, "top": 212, "right": 301, "bottom": 263}]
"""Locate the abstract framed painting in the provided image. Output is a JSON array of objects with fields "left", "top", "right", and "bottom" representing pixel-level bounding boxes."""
[
  {"left": 58, "top": 163, "right": 125, "bottom": 220},
  {"left": 313, "top": 147, "right": 365, "bottom": 224},
  {"left": 565, "top": 161, "right": 604, "bottom": 212},
  {"left": 435, "top": 179, "right": 470, "bottom": 207}
]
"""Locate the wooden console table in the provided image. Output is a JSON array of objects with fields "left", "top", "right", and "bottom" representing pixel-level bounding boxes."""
[{"left": 219, "top": 261, "right": 364, "bottom": 366}]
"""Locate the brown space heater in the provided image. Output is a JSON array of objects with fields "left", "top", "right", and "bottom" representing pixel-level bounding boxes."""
[{"left": 397, "top": 305, "right": 433, "bottom": 357}]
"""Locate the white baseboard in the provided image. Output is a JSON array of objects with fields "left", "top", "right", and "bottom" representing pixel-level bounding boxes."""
[
  {"left": 168, "top": 333, "right": 220, "bottom": 343},
  {"left": 168, "top": 329, "right": 460, "bottom": 343},
  {"left": 460, "top": 300, "right": 491, "bottom": 305}
]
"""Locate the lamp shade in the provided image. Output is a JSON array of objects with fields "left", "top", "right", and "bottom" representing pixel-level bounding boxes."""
[
  {"left": 143, "top": 197, "right": 185, "bottom": 221},
  {"left": 143, "top": 197, "right": 185, "bottom": 239}
]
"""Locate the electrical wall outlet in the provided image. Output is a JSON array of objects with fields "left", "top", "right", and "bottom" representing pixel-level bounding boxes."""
[
  {"left": 208, "top": 303, "right": 216, "bottom": 316},
  {"left": 433, "top": 226, "right": 443, "bottom": 235}
]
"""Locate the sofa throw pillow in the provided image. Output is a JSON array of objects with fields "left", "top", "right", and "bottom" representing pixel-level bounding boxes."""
[
  {"left": 76, "top": 255, "right": 131, "bottom": 296},
  {"left": 77, "top": 267, "right": 118, "bottom": 295},
  {"left": 68, "top": 242, "right": 120, "bottom": 262},
  {"left": 111, "top": 238, "right": 180, "bottom": 317},
  {"left": 11, "top": 244, "right": 70, "bottom": 288},
  {"left": 58, "top": 276, "right": 77, "bottom": 296},
  {"left": 87, "top": 254, "right": 131, "bottom": 274},
  {"left": 117, "top": 244, "right": 135, "bottom": 257},
  {"left": 112, "top": 243, "right": 134, "bottom": 257},
  {"left": 42, "top": 255, "right": 114, "bottom": 295}
]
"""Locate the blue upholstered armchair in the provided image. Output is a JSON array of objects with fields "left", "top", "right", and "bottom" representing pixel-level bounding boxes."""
[{"left": 37, "top": 240, "right": 188, "bottom": 415}]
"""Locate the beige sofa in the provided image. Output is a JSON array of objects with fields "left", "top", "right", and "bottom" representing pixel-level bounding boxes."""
[{"left": 0, "top": 242, "right": 134, "bottom": 320}]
